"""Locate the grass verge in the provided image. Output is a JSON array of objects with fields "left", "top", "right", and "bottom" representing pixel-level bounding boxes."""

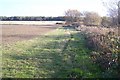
[{"left": 2, "top": 27, "right": 102, "bottom": 78}]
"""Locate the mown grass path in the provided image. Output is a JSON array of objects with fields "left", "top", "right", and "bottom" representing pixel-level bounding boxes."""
[{"left": 2, "top": 27, "right": 101, "bottom": 78}]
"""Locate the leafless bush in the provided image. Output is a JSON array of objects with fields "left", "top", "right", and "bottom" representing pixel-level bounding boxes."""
[{"left": 81, "top": 26, "right": 119, "bottom": 71}]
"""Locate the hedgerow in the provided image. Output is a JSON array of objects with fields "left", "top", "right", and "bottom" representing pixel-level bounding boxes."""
[{"left": 79, "top": 26, "right": 119, "bottom": 77}]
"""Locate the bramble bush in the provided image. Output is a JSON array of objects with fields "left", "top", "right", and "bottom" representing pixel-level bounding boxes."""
[{"left": 79, "top": 26, "right": 119, "bottom": 77}]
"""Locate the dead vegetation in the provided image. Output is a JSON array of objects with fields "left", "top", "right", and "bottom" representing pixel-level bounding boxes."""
[{"left": 78, "top": 26, "right": 119, "bottom": 77}]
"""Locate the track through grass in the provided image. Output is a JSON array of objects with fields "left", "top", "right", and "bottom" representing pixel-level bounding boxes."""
[{"left": 2, "top": 27, "right": 102, "bottom": 78}]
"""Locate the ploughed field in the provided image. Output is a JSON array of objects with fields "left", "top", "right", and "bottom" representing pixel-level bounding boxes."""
[{"left": 1, "top": 25, "right": 57, "bottom": 44}]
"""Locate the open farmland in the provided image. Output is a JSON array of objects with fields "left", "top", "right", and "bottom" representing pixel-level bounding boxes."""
[
  {"left": 1, "top": 23, "right": 119, "bottom": 78},
  {"left": 1, "top": 24, "right": 58, "bottom": 44},
  {"left": 1, "top": 0, "right": 119, "bottom": 78},
  {"left": 2, "top": 26, "right": 106, "bottom": 78},
  {"left": 0, "top": 21, "right": 65, "bottom": 25}
]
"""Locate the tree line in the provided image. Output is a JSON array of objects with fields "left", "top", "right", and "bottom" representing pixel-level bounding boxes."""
[
  {"left": 64, "top": 0, "right": 118, "bottom": 27},
  {"left": 64, "top": 9, "right": 118, "bottom": 27},
  {"left": 0, "top": 16, "right": 66, "bottom": 21},
  {"left": 0, "top": 13, "right": 117, "bottom": 28},
  {"left": 0, "top": 0, "right": 118, "bottom": 28}
]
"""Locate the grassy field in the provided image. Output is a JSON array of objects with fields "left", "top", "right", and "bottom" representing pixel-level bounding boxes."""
[{"left": 2, "top": 26, "right": 105, "bottom": 78}]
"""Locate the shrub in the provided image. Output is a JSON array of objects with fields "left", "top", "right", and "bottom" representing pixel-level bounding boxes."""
[{"left": 81, "top": 27, "right": 119, "bottom": 77}]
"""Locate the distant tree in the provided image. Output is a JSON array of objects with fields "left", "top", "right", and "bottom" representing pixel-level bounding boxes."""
[
  {"left": 83, "top": 12, "right": 101, "bottom": 26},
  {"left": 65, "top": 9, "right": 82, "bottom": 24},
  {"left": 102, "top": 0, "right": 119, "bottom": 26},
  {"left": 101, "top": 16, "right": 112, "bottom": 27}
]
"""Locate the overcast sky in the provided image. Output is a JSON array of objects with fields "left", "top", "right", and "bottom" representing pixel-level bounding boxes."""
[{"left": 0, "top": 0, "right": 108, "bottom": 17}]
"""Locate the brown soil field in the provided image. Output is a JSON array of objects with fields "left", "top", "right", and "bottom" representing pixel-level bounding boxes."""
[{"left": 1, "top": 25, "right": 58, "bottom": 44}]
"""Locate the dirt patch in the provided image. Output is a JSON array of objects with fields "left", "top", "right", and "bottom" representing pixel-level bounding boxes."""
[{"left": 1, "top": 25, "right": 58, "bottom": 44}]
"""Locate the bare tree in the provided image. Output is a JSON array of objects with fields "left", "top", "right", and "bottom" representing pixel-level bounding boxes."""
[
  {"left": 102, "top": 0, "right": 119, "bottom": 26},
  {"left": 65, "top": 9, "right": 82, "bottom": 24},
  {"left": 118, "top": 1, "right": 120, "bottom": 25},
  {"left": 83, "top": 12, "right": 101, "bottom": 26}
]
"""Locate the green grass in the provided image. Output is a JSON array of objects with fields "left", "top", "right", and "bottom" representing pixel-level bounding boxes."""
[{"left": 2, "top": 27, "right": 102, "bottom": 78}]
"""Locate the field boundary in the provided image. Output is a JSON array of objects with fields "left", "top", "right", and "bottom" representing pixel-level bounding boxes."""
[{"left": 0, "top": 21, "right": 65, "bottom": 25}]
